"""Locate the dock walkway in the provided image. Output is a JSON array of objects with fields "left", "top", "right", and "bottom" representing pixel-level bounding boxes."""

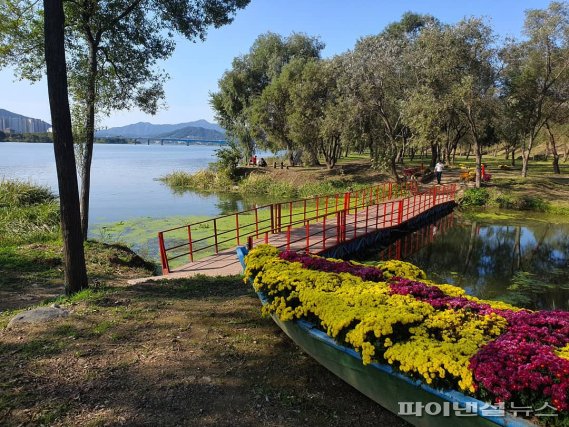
[{"left": 129, "top": 183, "right": 456, "bottom": 283}]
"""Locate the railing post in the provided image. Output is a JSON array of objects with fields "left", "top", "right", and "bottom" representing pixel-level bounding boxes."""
[
  {"left": 342, "top": 210, "right": 347, "bottom": 241},
  {"left": 432, "top": 185, "right": 437, "bottom": 207},
  {"left": 316, "top": 196, "right": 319, "bottom": 220},
  {"left": 322, "top": 216, "right": 327, "bottom": 250},
  {"left": 383, "top": 203, "right": 387, "bottom": 228},
  {"left": 278, "top": 203, "right": 282, "bottom": 232},
  {"left": 158, "top": 232, "right": 170, "bottom": 275},
  {"left": 187, "top": 225, "right": 194, "bottom": 262},
  {"left": 270, "top": 204, "right": 275, "bottom": 233},
  {"left": 336, "top": 211, "right": 341, "bottom": 244},
  {"left": 303, "top": 199, "right": 307, "bottom": 224},
  {"left": 398, "top": 200, "right": 404, "bottom": 224},
  {"left": 254, "top": 207, "right": 259, "bottom": 238},
  {"left": 354, "top": 203, "right": 358, "bottom": 240},
  {"left": 343, "top": 192, "right": 350, "bottom": 214},
  {"left": 247, "top": 236, "right": 253, "bottom": 250},
  {"left": 388, "top": 182, "right": 392, "bottom": 199},
  {"left": 376, "top": 203, "right": 380, "bottom": 229},
  {"left": 213, "top": 219, "right": 219, "bottom": 253},
  {"left": 289, "top": 201, "right": 293, "bottom": 226},
  {"left": 390, "top": 201, "right": 395, "bottom": 226},
  {"left": 325, "top": 196, "right": 329, "bottom": 216},
  {"left": 264, "top": 231, "right": 269, "bottom": 244},
  {"left": 286, "top": 225, "right": 291, "bottom": 250},
  {"left": 235, "top": 213, "right": 240, "bottom": 245},
  {"left": 365, "top": 205, "right": 369, "bottom": 234},
  {"left": 305, "top": 220, "right": 310, "bottom": 252}
]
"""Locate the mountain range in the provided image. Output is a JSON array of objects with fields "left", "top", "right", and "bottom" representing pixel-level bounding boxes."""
[{"left": 95, "top": 120, "right": 225, "bottom": 139}]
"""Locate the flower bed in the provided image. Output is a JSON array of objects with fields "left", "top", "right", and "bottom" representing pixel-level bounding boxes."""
[{"left": 244, "top": 245, "right": 569, "bottom": 423}]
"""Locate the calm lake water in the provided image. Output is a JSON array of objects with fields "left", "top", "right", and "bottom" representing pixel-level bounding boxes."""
[
  {"left": 352, "top": 212, "right": 569, "bottom": 310},
  {"left": 0, "top": 142, "right": 264, "bottom": 227}
]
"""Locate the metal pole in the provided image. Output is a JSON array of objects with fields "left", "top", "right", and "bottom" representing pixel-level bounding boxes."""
[
  {"left": 213, "top": 219, "right": 219, "bottom": 254},
  {"left": 187, "top": 225, "right": 194, "bottom": 262},
  {"left": 235, "top": 213, "right": 240, "bottom": 245},
  {"left": 158, "top": 232, "right": 170, "bottom": 275}
]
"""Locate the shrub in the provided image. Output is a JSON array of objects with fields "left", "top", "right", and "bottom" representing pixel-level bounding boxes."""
[
  {"left": 460, "top": 188, "right": 490, "bottom": 207},
  {"left": 495, "top": 194, "right": 549, "bottom": 211},
  {"left": 160, "top": 169, "right": 233, "bottom": 192}
]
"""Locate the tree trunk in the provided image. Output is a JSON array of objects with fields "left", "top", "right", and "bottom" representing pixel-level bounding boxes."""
[
  {"left": 465, "top": 144, "right": 471, "bottom": 160},
  {"left": 44, "top": 0, "right": 88, "bottom": 294},
  {"left": 80, "top": 42, "right": 98, "bottom": 240},
  {"left": 545, "top": 122, "right": 561, "bottom": 174},
  {"left": 475, "top": 142, "right": 482, "bottom": 188},
  {"left": 430, "top": 142, "right": 438, "bottom": 168},
  {"left": 511, "top": 147, "right": 516, "bottom": 166},
  {"left": 521, "top": 135, "right": 535, "bottom": 178}
]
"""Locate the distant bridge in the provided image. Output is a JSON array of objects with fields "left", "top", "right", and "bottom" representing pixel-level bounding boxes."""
[{"left": 97, "top": 136, "right": 227, "bottom": 146}]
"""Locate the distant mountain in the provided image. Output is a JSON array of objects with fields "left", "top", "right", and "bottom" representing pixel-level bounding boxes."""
[
  {"left": 0, "top": 109, "right": 51, "bottom": 133},
  {"left": 157, "top": 126, "right": 225, "bottom": 140},
  {"left": 96, "top": 120, "right": 225, "bottom": 138}
]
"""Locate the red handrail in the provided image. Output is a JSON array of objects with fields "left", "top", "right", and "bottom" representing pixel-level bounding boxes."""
[{"left": 156, "top": 181, "right": 453, "bottom": 273}]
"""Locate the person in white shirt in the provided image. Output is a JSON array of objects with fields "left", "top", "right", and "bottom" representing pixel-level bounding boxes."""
[{"left": 435, "top": 161, "right": 444, "bottom": 184}]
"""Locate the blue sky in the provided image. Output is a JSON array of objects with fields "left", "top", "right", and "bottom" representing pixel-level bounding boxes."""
[{"left": 0, "top": 0, "right": 552, "bottom": 128}]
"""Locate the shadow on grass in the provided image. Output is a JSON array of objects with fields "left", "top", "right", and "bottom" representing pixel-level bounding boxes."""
[{"left": 130, "top": 275, "right": 251, "bottom": 301}]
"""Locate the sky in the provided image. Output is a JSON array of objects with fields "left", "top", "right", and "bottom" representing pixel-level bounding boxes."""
[{"left": 0, "top": 0, "right": 554, "bottom": 129}]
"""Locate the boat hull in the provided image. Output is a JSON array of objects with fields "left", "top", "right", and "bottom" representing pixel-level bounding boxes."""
[{"left": 237, "top": 246, "right": 537, "bottom": 427}]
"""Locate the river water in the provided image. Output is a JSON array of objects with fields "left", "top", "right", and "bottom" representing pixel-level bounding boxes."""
[
  {"left": 0, "top": 142, "right": 258, "bottom": 225},
  {"left": 352, "top": 212, "right": 569, "bottom": 310}
]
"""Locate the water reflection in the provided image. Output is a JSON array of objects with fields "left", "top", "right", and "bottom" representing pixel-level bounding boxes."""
[{"left": 353, "top": 213, "right": 569, "bottom": 310}]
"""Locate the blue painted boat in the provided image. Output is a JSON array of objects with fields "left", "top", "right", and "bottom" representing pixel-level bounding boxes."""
[{"left": 236, "top": 246, "right": 539, "bottom": 427}]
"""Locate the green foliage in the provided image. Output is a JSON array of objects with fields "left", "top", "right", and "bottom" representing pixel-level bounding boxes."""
[
  {"left": 160, "top": 169, "right": 233, "bottom": 192},
  {"left": 495, "top": 194, "right": 549, "bottom": 211},
  {"left": 211, "top": 32, "right": 324, "bottom": 160},
  {"left": 460, "top": 188, "right": 490, "bottom": 207},
  {"left": 214, "top": 141, "right": 242, "bottom": 178},
  {"left": 0, "top": 132, "right": 53, "bottom": 142},
  {"left": 0, "top": 180, "right": 60, "bottom": 244},
  {"left": 0, "top": 179, "right": 56, "bottom": 207}
]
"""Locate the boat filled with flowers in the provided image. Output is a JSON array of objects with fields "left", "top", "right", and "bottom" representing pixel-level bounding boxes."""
[{"left": 238, "top": 244, "right": 569, "bottom": 427}]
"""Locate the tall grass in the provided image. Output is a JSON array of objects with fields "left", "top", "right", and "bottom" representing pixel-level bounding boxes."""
[
  {"left": 0, "top": 180, "right": 60, "bottom": 244},
  {"left": 159, "top": 170, "right": 233, "bottom": 192},
  {"left": 161, "top": 169, "right": 358, "bottom": 200},
  {"left": 0, "top": 179, "right": 56, "bottom": 207}
]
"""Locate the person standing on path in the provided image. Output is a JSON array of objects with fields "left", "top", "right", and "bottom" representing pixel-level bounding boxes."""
[{"left": 435, "top": 161, "right": 444, "bottom": 184}]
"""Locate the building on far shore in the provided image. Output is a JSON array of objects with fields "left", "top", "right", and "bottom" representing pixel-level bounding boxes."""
[{"left": 0, "top": 109, "right": 51, "bottom": 134}]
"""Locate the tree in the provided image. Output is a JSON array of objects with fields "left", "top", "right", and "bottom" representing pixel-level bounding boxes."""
[
  {"left": 403, "top": 22, "right": 468, "bottom": 167},
  {"left": 450, "top": 18, "right": 499, "bottom": 187},
  {"left": 287, "top": 58, "right": 345, "bottom": 169},
  {"left": 249, "top": 58, "right": 307, "bottom": 165},
  {"left": 43, "top": 0, "right": 88, "bottom": 294},
  {"left": 2, "top": 0, "right": 250, "bottom": 239},
  {"left": 344, "top": 34, "right": 411, "bottom": 179},
  {"left": 501, "top": 2, "right": 569, "bottom": 177},
  {"left": 210, "top": 32, "right": 324, "bottom": 164}
]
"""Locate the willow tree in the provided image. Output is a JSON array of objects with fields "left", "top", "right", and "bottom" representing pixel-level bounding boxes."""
[
  {"left": 210, "top": 32, "right": 324, "bottom": 163},
  {"left": 1, "top": 0, "right": 250, "bottom": 239}
]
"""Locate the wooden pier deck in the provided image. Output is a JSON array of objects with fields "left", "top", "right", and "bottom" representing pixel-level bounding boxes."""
[{"left": 129, "top": 183, "right": 456, "bottom": 284}]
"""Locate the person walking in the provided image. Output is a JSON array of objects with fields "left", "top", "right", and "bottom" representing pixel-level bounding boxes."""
[{"left": 435, "top": 161, "right": 444, "bottom": 184}]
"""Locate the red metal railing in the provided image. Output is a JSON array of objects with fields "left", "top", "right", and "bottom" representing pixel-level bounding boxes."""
[{"left": 157, "top": 181, "right": 457, "bottom": 274}]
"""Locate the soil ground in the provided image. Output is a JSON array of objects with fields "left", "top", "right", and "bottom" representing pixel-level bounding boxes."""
[{"left": 0, "top": 276, "right": 408, "bottom": 427}]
